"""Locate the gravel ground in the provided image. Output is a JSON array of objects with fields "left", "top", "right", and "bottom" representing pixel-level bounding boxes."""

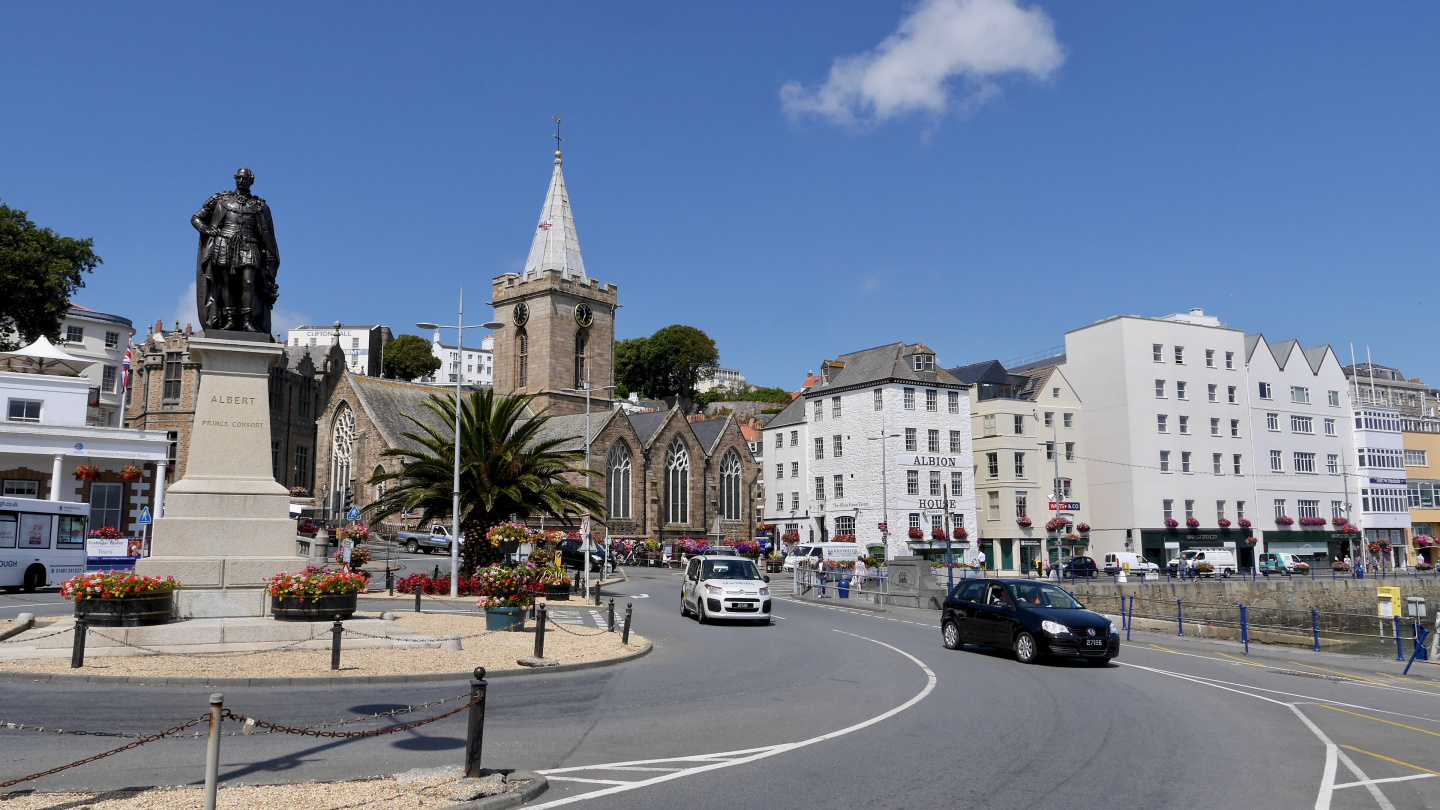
[
  {"left": 0, "top": 769, "right": 532, "bottom": 809},
  {"left": 0, "top": 612, "right": 646, "bottom": 678}
]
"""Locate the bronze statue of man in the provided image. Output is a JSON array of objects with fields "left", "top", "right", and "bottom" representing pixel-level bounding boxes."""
[{"left": 192, "top": 168, "right": 279, "bottom": 334}]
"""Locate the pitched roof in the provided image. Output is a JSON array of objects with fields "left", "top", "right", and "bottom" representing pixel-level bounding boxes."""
[
  {"left": 626, "top": 410, "right": 671, "bottom": 445},
  {"left": 1007, "top": 354, "right": 1067, "bottom": 375},
  {"left": 522, "top": 153, "right": 586, "bottom": 281},
  {"left": 527, "top": 411, "right": 604, "bottom": 454},
  {"left": 948, "top": 360, "right": 1010, "bottom": 386},
  {"left": 1269, "top": 339, "right": 1299, "bottom": 370},
  {"left": 349, "top": 375, "right": 453, "bottom": 455},
  {"left": 739, "top": 424, "right": 761, "bottom": 442},
  {"left": 763, "top": 391, "right": 809, "bottom": 429},
  {"left": 689, "top": 417, "right": 729, "bottom": 454},
  {"left": 1301, "top": 345, "right": 1330, "bottom": 374},
  {"left": 1245, "top": 334, "right": 1263, "bottom": 363},
  {"left": 804, "top": 342, "right": 963, "bottom": 396}
]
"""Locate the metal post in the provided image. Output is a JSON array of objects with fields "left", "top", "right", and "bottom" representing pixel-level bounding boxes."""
[
  {"left": 70, "top": 617, "right": 87, "bottom": 669},
  {"left": 203, "top": 693, "right": 224, "bottom": 810},
  {"left": 622, "top": 603, "right": 633, "bottom": 645},
  {"left": 450, "top": 288, "right": 464, "bottom": 599},
  {"left": 1395, "top": 615, "right": 1405, "bottom": 661},
  {"left": 331, "top": 618, "right": 343, "bottom": 670},
  {"left": 1312, "top": 609, "right": 1321, "bottom": 652},
  {"left": 1177, "top": 599, "right": 1184, "bottom": 636},
  {"left": 534, "top": 603, "right": 547, "bottom": 659},
  {"left": 607, "top": 598, "right": 615, "bottom": 631},
  {"left": 415, "top": 588, "right": 422, "bottom": 613},
  {"left": 464, "top": 667, "right": 487, "bottom": 778},
  {"left": 1126, "top": 596, "right": 1133, "bottom": 642},
  {"left": 1240, "top": 604, "right": 1249, "bottom": 655},
  {"left": 943, "top": 484, "right": 953, "bottom": 591},
  {"left": 594, "top": 576, "right": 602, "bottom": 607}
]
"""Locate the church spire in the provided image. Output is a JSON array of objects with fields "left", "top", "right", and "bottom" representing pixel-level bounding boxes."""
[{"left": 522, "top": 136, "right": 587, "bottom": 282}]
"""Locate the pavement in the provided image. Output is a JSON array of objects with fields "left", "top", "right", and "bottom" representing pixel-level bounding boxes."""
[{"left": 3, "top": 566, "right": 1440, "bottom": 809}]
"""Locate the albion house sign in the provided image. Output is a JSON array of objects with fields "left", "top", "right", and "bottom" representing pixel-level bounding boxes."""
[{"left": 901, "top": 455, "right": 961, "bottom": 467}]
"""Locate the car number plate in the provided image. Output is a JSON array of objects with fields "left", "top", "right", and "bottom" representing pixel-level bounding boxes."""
[
  {"left": 730, "top": 603, "right": 757, "bottom": 612},
  {"left": 1085, "top": 639, "right": 1105, "bottom": 646}
]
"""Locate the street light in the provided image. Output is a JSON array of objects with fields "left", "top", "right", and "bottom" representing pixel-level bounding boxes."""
[
  {"left": 562, "top": 381, "right": 616, "bottom": 601},
  {"left": 867, "top": 426, "right": 900, "bottom": 560},
  {"left": 417, "top": 285, "right": 504, "bottom": 598}
]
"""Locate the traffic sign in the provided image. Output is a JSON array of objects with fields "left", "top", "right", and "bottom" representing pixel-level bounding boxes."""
[
  {"left": 346, "top": 506, "right": 360, "bottom": 520},
  {"left": 878, "top": 522, "right": 888, "bottom": 530},
  {"left": 137, "top": 506, "right": 152, "bottom": 525}
]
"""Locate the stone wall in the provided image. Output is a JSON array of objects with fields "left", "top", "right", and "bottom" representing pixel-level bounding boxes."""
[{"left": 1068, "top": 575, "right": 1440, "bottom": 617}]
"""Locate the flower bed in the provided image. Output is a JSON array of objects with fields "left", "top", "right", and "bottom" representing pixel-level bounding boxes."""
[{"left": 62, "top": 571, "right": 178, "bottom": 601}]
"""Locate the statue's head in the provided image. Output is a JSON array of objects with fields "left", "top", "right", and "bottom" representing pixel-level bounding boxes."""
[{"left": 234, "top": 167, "right": 254, "bottom": 192}]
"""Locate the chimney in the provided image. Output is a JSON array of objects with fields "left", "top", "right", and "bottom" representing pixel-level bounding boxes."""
[
  {"left": 155, "top": 319, "right": 163, "bottom": 335},
  {"left": 1189, "top": 308, "right": 1204, "bottom": 316},
  {"left": 185, "top": 323, "right": 192, "bottom": 336}
]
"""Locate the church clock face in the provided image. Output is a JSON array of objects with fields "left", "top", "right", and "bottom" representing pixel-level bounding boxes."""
[
  {"left": 574, "top": 303, "right": 594, "bottom": 328},
  {"left": 512, "top": 302, "right": 529, "bottom": 327}
]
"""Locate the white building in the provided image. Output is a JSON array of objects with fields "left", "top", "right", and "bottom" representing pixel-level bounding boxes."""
[
  {"left": 56, "top": 304, "right": 134, "bottom": 427},
  {"left": 1351, "top": 405, "right": 1410, "bottom": 567},
  {"left": 286, "top": 324, "right": 393, "bottom": 377},
  {"left": 1065, "top": 309, "right": 1262, "bottom": 568},
  {"left": 761, "top": 343, "right": 976, "bottom": 561},
  {"left": 1, "top": 362, "right": 168, "bottom": 533},
  {"left": 695, "top": 367, "right": 746, "bottom": 394},
  {"left": 424, "top": 332, "right": 493, "bottom": 387},
  {"left": 1244, "top": 335, "right": 1356, "bottom": 564}
]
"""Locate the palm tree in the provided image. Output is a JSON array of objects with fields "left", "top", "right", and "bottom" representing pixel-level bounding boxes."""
[{"left": 364, "top": 388, "right": 603, "bottom": 572}]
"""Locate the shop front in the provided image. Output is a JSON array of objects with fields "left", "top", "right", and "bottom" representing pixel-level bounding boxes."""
[
  {"left": 1262, "top": 531, "right": 1348, "bottom": 566},
  {"left": 1140, "top": 529, "right": 1257, "bottom": 568}
]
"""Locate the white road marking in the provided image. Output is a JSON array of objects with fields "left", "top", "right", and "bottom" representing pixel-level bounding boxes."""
[
  {"left": 527, "top": 630, "right": 937, "bottom": 809},
  {"left": 1334, "top": 774, "right": 1436, "bottom": 790},
  {"left": 548, "top": 777, "right": 631, "bottom": 786}
]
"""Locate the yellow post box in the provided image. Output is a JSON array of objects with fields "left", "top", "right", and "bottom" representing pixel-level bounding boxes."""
[{"left": 1377, "top": 586, "right": 1401, "bottom": 618}]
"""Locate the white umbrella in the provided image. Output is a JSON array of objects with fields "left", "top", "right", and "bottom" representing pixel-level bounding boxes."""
[{"left": 0, "top": 335, "right": 94, "bottom": 375}]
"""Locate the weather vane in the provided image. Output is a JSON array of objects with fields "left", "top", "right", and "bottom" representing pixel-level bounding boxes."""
[{"left": 553, "top": 116, "right": 563, "bottom": 152}]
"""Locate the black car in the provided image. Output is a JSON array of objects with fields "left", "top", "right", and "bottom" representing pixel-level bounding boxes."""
[
  {"left": 557, "top": 538, "right": 606, "bottom": 572},
  {"left": 1058, "top": 555, "right": 1100, "bottom": 578},
  {"left": 940, "top": 578, "right": 1119, "bottom": 665}
]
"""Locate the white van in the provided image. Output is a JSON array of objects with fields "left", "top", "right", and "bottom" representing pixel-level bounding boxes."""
[
  {"left": 782, "top": 542, "right": 859, "bottom": 571},
  {"left": 1167, "top": 548, "right": 1238, "bottom": 577},
  {"left": 1102, "top": 552, "right": 1159, "bottom": 576}
]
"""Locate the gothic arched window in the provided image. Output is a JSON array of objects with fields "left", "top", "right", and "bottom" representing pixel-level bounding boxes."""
[
  {"left": 606, "top": 442, "right": 632, "bottom": 520},
  {"left": 516, "top": 328, "right": 529, "bottom": 388},
  {"left": 719, "top": 450, "right": 742, "bottom": 520},
  {"left": 330, "top": 405, "right": 355, "bottom": 497},
  {"left": 373, "top": 464, "right": 387, "bottom": 500},
  {"left": 574, "top": 330, "right": 588, "bottom": 388},
  {"left": 665, "top": 437, "right": 689, "bottom": 524}
]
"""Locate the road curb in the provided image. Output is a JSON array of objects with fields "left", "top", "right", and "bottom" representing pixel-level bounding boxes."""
[
  {"left": 439, "top": 770, "right": 548, "bottom": 810},
  {"left": 0, "top": 642, "right": 652, "bottom": 688},
  {"left": 0, "top": 617, "right": 36, "bottom": 642},
  {"left": 792, "top": 594, "right": 887, "bottom": 612}
]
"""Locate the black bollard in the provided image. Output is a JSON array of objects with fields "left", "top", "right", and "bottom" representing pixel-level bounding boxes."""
[
  {"left": 415, "top": 588, "right": 422, "bottom": 613},
  {"left": 621, "top": 603, "right": 633, "bottom": 645},
  {"left": 330, "top": 617, "right": 343, "bottom": 670},
  {"left": 534, "top": 603, "right": 547, "bottom": 659},
  {"left": 608, "top": 598, "right": 615, "bottom": 631},
  {"left": 70, "top": 616, "right": 88, "bottom": 669},
  {"left": 595, "top": 577, "right": 603, "bottom": 606},
  {"left": 386, "top": 565, "right": 394, "bottom": 596},
  {"left": 464, "top": 667, "right": 488, "bottom": 777}
]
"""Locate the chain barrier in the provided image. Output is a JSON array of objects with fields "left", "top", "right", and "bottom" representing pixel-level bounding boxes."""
[
  {"left": 341, "top": 627, "right": 488, "bottom": 643},
  {"left": 0, "top": 714, "right": 210, "bottom": 789},
  {"left": 0, "top": 625, "right": 71, "bottom": 644},
  {"left": 0, "top": 692, "right": 472, "bottom": 740},
  {"left": 547, "top": 619, "right": 610, "bottom": 637},
  {"left": 221, "top": 694, "right": 480, "bottom": 739},
  {"left": 85, "top": 628, "right": 319, "bottom": 658}
]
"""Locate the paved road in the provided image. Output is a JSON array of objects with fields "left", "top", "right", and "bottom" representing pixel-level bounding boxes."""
[{"left": 3, "top": 567, "right": 1440, "bottom": 809}]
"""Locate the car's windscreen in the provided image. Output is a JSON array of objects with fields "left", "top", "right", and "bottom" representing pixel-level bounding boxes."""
[
  {"left": 1006, "top": 582, "right": 1084, "bottom": 609},
  {"left": 703, "top": 560, "right": 762, "bottom": 580}
]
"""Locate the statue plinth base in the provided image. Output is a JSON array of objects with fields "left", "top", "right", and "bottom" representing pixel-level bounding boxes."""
[{"left": 135, "top": 337, "right": 305, "bottom": 618}]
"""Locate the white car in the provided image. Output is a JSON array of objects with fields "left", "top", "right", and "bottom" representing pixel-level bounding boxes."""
[{"left": 681, "top": 555, "right": 772, "bottom": 625}]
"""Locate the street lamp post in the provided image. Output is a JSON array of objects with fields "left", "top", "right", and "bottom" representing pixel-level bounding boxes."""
[
  {"left": 867, "top": 425, "right": 900, "bottom": 560},
  {"left": 417, "top": 290, "right": 503, "bottom": 599},
  {"left": 562, "top": 382, "right": 616, "bottom": 601}
]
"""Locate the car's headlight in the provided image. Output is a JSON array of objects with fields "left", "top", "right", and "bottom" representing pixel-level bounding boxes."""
[
  {"left": 1107, "top": 621, "right": 1116, "bottom": 636},
  {"left": 704, "top": 583, "right": 722, "bottom": 595},
  {"left": 759, "top": 587, "right": 770, "bottom": 596},
  {"left": 1040, "top": 620, "right": 1069, "bottom": 635}
]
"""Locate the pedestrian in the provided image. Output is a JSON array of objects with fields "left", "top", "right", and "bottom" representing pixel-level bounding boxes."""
[
  {"left": 977, "top": 548, "right": 987, "bottom": 573},
  {"left": 818, "top": 557, "right": 829, "bottom": 598},
  {"left": 854, "top": 556, "right": 868, "bottom": 593}
]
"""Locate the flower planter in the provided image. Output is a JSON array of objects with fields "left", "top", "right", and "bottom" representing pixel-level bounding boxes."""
[
  {"left": 271, "top": 592, "right": 358, "bottom": 621},
  {"left": 543, "top": 582, "right": 571, "bottom": 601},
  {"left": 74, "top": 592, "right": 174, "bottom": 627},
  {"left": 485, "top": 606, "right": 525, "bottom": 632}
]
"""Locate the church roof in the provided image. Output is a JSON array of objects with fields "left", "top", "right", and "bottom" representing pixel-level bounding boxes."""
[
  {"left": 523, "top": 152, "right": 587, "bottom": 282},
  {"left": 526, "top": 412, "right": 602, "bottom": 454},
  {"left": 689, "top": 417, "right": 729, "bottom": 454},
  {"left": 348, "top": 375, "right": 452, "bottom": 456},
  {"left": 626, "top": 410, "right": 671, "bottom": 446}
]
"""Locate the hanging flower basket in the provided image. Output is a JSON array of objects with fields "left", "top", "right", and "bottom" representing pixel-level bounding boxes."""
[
  {"left": 952, "top": 527, "right": 968, "bottom": 540},
  {"left": 1016, "top": 516, "right": 1032, "bottom": 527},
  {"left": 1332, "top": 516, "right": 1349, "bottom": 528},
  {"left": 1413, "top": 535, "right": 1434, "bottom": 548},
  {"left": 1274, "top": 515, "right": 1294, "bottom": 526},
  {"left": 781, "top": 530, "right": 800, "bottom": 543},
  {"left": 1163, "top": 518, "right": 1179, "bottom": 529},
  {"left": 119, "top": 465, "right": 143, "bottom": 482},
  {"left": 1062, "top": 533, "right": 1083, "bottom": 543},
  {"left": 1237, "top": 518, "right": 1252, "bottom": 529},
  {"left": 486, "top": 522, "right": 533, "bottom": 548},
  {"left": 1076, "top": 522, "right": 1090, "bottom": 533},
  {"left": 74, "top": 464, "right": 100, "bottom": 481},
  {"left": 1045, "top": 517, "right": 1069, "bottom": 532},
  {"left": 1185, "top": 517, "right": 1201, "bottom": 528},
  {"left": 908, "top": 527, "right": 924, "bottom": 539},
  {"left": 1298, "top": 517, "right": 1327, "bottom": 527},
  {"left": 1217, "top": 518, "right": 1232, "bottom": 528},
  {"left": 1240, "top": 536, "right": 1257, "bottom": 546}
]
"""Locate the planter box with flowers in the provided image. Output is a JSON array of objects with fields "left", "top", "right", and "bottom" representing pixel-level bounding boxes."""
[
  {"left": 1016, "top": 516, "right": 1032, "bottom": 528},
  {"left": 62, "top": 571, "right": 179, "bottom": 627},
  {"left": 1185, "top": 517, "right": 1201, "bottom": 529},
  {"left": 288, "top": 486, "right": 309, "bottom": 498},
  {"left": 952, "top": 527, "right": 968, "bottom": 541},
  {"left": 1412, "top": 535, "right": 1434, "bottom": 549},
  {"left": 1298, "top": 517, "right": 1327, "bottom": 527},
  {"left": 267, "top": 566, "right": 368, "bottom": 621},
  {"left": 1194, "top": 561, "right": 1216, "bottom": 575},
  {"left": 1332, "top": 560, "right": 1352, "bottom": 572},
  {"left": 1274, "top": 515, "right": 1294, "bottom": 526},
  {"left": 930, "top": 529, "right": 948, "bottom": 542},
  {"left": 1237, "top": 518, "right": 1252, "bottom": 529},
  {"left": 908, "top": 527, "right": 924, "bottom": 540},
  {"left": 1217, "top": 518, "right": 1232, "bottom": 528},
  {"left": 475, "top": 564, "right": 534, "bottom": 631},
  {"left": 1164, "top": 518, "right": 1180, "bottom": 529},
  {"left": 1332, "top": 517, "right": 1350, "bottom": 528}
]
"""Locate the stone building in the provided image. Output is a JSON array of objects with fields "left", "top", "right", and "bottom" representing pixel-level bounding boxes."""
[{"left": 125, "top": 321, "right": 345, "bottom": 496}]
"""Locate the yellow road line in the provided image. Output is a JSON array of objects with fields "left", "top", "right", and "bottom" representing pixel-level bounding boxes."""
[
  {"left": 1149, "top": 643, "right": 1175, "bottom": 653},
  {"left": 1377, "top": 673, "right": 1440, "bottom": 690},
  {"left": 1318, "top": 705, "right": 1440, "bottom": 739},
  {"left": 1216, "top": 651, "right": 1264, "bottom": 667},
  {"left": 1341, "top": 746, "right": 1440, "bottom": 776},
  {"left": 1286, "top": 661, "right": 1387, "bottom": 685}
]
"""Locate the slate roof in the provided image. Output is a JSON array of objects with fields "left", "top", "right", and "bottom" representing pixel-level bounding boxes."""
[
  {"left": 626, "top": 410, "right": 671, "bottom": 446},
  {"left": 1247, "top": 334, "right": 1336, "bottom": 376},
  {"left": 804, "top": 342, "right": 964, "bottom": 397},
  {"left": 689, "top": 417, "right": 728, "bottom": 454},
  {"left": 1244, "top": 334, "right": 1263, "bottom": 363},
  {"left": 1007, "top": 354, "right": 1067, "bottom": 375},
  {"left": 948, "top": 360, "right": 1011, "bottom": 386},
  {"left": 1302, "top": 346, "right": 1331, "bottom": 374},
  {"left": 350, "top": 375, "right": 454, "bottom": 455},
  {"left": 1269, "top": 339, "right": 1299, "bottom": 369},
  {"left": 762, "top": 392, "right": 809, "bottom": 429},
  {"left": 527, "top": 412, "right": 602, "bottom": 454}
]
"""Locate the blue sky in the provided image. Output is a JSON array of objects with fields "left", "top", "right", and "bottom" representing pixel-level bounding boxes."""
[{"left": 3, "top": 2, "right": 1438, "bottom": 389}]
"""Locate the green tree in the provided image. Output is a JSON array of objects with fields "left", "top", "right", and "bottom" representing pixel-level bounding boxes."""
[
  {"left": 0, "top": 203, "right": 102, "bottom": 352},
  {"left": 363, "top": 389, "right": 604, "bottom": 571},
  {"left": 642, "top": 325, "right": 719, "bottom": 398},
  {"left": 614, "top": 336, "right": 648, "bottom": 397},
  {"left": 383, "top": 334, "right": 443, "bottom": 381}
]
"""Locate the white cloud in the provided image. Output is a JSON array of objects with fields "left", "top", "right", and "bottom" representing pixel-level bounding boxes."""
[
  {"left": 862, "top": 268, "right": 893, "bottom": 293},
  {"left": 269, "top": 306, "right": 313, "bottom": 339},
  {"left": 781, "top": 0, "right": 1064, "bottom": 128}
]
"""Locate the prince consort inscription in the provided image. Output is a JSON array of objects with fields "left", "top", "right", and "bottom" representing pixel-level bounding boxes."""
[{"left": 201, "top": 395, "right": 264, "bottom": 428}]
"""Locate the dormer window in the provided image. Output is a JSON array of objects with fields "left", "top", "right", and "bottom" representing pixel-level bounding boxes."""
[{"left": 913, "top": 353, "right": 934, "bottom": 372}]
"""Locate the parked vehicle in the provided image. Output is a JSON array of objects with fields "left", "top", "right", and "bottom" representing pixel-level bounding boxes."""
[
  {"left": 1167, "top": 548, "right": 1238, "bottom": 577},
  {"left": 295, "top": 517, "right": 320, "bottom": 538},
  {"left": 395, "top": 525, "right": 452, "bottom": 554},
  {"left": 1257, "top": 552, "right": 1306, "bottom": 576},
  {"left": 680, "top": 555, "right": 772, "bottom": 625},
  {"left": 781, "top": 542, "right": 859, "bottom": 571},
  {"left": 1058, "top": 556, "right": 1100, "bottom": 578},
  {"left": 940, "top": 578, "right": 1119, "bottom": 665},
  {"left": 1102, "top": 552, "right": 1158, "bottom": 576},
  {"left": 557, "top": 537, "right": 606, "bottom": 572},
  {"left": 0, "top": 498, "right": 88, "bottom": 593}
]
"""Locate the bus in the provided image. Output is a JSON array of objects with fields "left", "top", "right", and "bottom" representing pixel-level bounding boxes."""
[{"left": 0, "top": 498, "right": 88, "bottom": 592}]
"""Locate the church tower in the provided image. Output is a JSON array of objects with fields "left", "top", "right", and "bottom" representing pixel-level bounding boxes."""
[{"left": 491, "top": 147, "right": 618, "bottom": 416}]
